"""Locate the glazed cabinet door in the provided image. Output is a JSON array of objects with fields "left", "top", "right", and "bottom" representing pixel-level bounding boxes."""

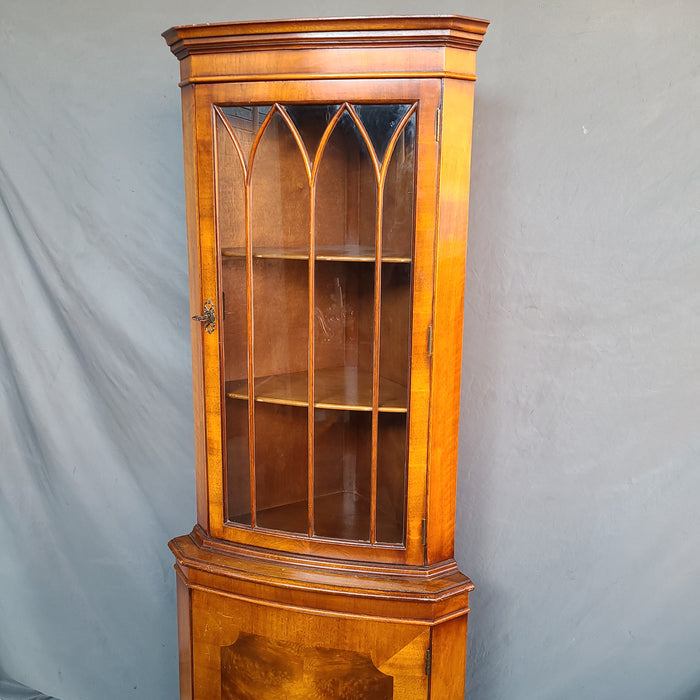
[{"left": 189, "top": 80, "right": 441, "bottom": 565}]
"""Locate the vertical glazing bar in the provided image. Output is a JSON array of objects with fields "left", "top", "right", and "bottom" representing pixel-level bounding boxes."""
[
  {"left": 370, "top": 184, "right": 383, "bottom": 544},
  {"left": 340, "top": 103, "right": 383, "bottom": 546},
  {"left": 308, "top": 104, "right": 347, "bottom": 540},
  {"left": 307, "top": 186, "right": 316, "bottom": 537},
  {"left": 245, "top": 183, "right": 257, "bottom": 528}
]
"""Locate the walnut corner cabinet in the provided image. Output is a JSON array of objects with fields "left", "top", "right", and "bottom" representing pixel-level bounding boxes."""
[{"left": 163, "top": 15, "right": 488, "bottom": 700}]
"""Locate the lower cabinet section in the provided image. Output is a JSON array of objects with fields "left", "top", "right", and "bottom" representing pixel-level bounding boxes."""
[
  {"left": 187, "top": 584, "right": 430, "bottom": 699},
  {"left": 171, "top": 531, "right": 472, "bottom": 700}
]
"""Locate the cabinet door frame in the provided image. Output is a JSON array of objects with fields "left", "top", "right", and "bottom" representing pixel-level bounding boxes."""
[{"left": 186, "top": 78, "right": 442, "bottom": 566}]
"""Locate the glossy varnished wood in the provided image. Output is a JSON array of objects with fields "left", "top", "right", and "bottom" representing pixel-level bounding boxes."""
[
  {"left": 226, "top": 367, "right": 408, "bottom": 412},
  {"left": 173, "top": 529, "right": 469, "bottom": 699},
  {"left": 427, "top": 77, "right": 479, "bottom": 564},
  {"left": 171, "top": 529, "right": 472, "bottom": 623},
  {"left": 162, "top": 16, "right": 488, "bottom": 85},
  {"left": 185, "top": 78, "right": 442, "bottom": 565},
  {"left": 221, "top": 633, "right": 393, "bottom": 699},
  {"left": 222, "top": 245, "right": 412, "bottom": 262},
  {"left": 180, "top": 85, "right": 210, "bottom": 534},
  {"left": 188, "top": 585, "right": 432, "bottom": 700},
  {"left": 166, "top": 15, "right": 487, "bottom": 700}
]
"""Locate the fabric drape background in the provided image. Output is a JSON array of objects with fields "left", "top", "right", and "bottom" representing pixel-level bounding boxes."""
[{"left": 1, "top": 1, "right": 698, "bottom": 699}]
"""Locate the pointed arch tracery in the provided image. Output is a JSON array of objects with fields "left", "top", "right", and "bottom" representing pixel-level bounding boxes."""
[
  {"left": 311, "top": 102, "right": 381, "bottom": 186},
  {"left": 213, "top": 97, "right": 419, "bottom": 545}
]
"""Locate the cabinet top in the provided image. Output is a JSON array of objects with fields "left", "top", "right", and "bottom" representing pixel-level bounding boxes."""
[{"left": 163, "top": 15, "right": 489, "bottom": 61}]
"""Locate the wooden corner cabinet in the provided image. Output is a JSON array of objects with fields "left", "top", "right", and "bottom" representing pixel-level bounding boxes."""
[{"left": 163, "top": 15, "right": 488, "bottom": 700}]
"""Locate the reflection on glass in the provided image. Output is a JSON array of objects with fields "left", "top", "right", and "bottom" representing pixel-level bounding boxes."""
[
  {"left": 219, "top": 105, "right": 272, "bottom": 167},
  {"left": 285, "top": 104, "right": 340, "bottom": 163},
  {"left": 382, "top": 112, "right": 416, "bottom": 259},
  {"left": 353, "top": 103, "right": 412, "bottom": 164}
]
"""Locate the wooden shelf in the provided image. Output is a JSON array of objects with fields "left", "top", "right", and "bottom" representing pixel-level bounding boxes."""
[
  {"left": 222, "top": 246, "right": 307, "bottom": 261},
  {"left": 221, "top": 244, "right": 411, "bottom": 263},
  {"left": 226, "top": 366, "right": 407, "bottom": 412},
  {"left": 230, "top": 490, "right": 403, "bottom": 543}
]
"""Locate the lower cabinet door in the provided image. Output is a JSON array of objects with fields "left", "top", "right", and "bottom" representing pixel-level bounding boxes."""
[{"left": 188, "top": 587, "right": 430, "bottom": 700}]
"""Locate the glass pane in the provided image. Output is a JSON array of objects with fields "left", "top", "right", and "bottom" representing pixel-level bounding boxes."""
[
  {"left": 315, "top": 109, "right": 377, "bottom": 254},
  {"left": 314, "top": 409, "right": 371, "bottom": 541},
  {"left": 314, "top": 261, "right": 374, "bottom": 410},
  {"left": 216, "top": 101, "right": 416, "bottom": 545},
  {"left": 250, "top": 109, "right": 310, "bottom": 255},
  {"left": 225, "top": 397, "right": 250, "bottom": 525},
  {"left": 219, "top": 105, "right": 272, "bottom": 168},
  {"left": 248, "top": 110, "right": 310, "bottom": 533},
  {"left": 377, "top": 262, "right": 410, "bottom": 544},
  {"left": 375, "top": 110, "right": 414, "bottom": 543},
  {"left": 215, "top": 109, "right": 250, "bottom": 526},
  {"left": 222, "top": 257, "right": 250, "bottom": 525},
  {"left": 353, "top": 103, "right": 412, "bottom": 164},
  {"left": 216, "top": 112, "right": 246, "bottom": 250},
  {"left": 376, "top": 413, "right": 407, "bottom": 544},
  {"left": 382, "top": 111, "right": 416, "bottom": 260},
  {"left": 251, "top": 257, "right": 308, "bottom": 534},
  {"left": 252, "top": 257, "right": 309, "bottom": 387},
  {"left": 285, "top": 104, "right": 340, "bottom": 164},
  {"left": 379, "top": 262, "right": 410, "bottom": 411},
  {"left": 254, "top": 403, "right": 308, "bottom": 534}
]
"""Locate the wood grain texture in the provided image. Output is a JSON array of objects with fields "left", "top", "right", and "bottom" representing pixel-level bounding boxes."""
[
  {"left": 186, "top": 584, "right": 432, "bottom": 700},
  {"left": 167, "top": 16, "right": 487, "bottom": 699},
  {"left": 226, "top": 367, "right": 407, "bottom": 412},
  {"left": 172, "top": 530, "right": 471, "bottom": 620},
  {"left": 185, "top": 78, "right": 443, "bottom": 565},
  {"left": 180, "top": 85, "right": 209, "bottom": 532},
  {"left": 163, "top": 16, "right": 488, "bottom": 68},
  {"left": 426, "top": 78, "right": 476, "bottom": 564},
  {"left": 430, "top": 614, "right": 469, "bottom": 698},
  {"left": 221, "top": 633, "right": 393, "bottom": 699}
]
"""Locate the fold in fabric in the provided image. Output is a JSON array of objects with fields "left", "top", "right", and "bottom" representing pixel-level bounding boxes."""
[{"left": 0, "top": 678, "right": 59, "bottom": 700}]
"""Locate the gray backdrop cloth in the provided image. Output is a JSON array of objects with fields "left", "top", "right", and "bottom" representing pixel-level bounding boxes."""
[
  {"left": 0, "top": 679, "right": 58, "bottom": 700},
  {"left": 1, "top": 2, "right": 699, "bottom": 700}
]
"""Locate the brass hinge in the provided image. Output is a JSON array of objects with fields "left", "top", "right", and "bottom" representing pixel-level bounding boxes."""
[
  {"left": 435, "top": 107, "right": 442, "bottom": 142},
  {"left": 425, "top": 648, "right": 432, "bottom": 676},
  {"left": 421, "top": 518, "right": 427, "bottom": 546},
  {"left": 427, "top": 325, "right": 433, "bottom": 357}
]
